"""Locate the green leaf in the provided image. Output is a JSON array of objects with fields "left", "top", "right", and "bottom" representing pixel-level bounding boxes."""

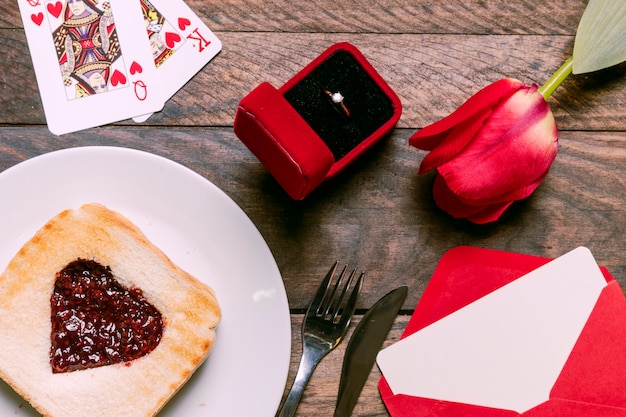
[{"left": 572, "top": 0, "right": 626, "bottom": 74}]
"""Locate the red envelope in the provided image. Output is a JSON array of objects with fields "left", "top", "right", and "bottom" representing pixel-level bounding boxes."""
[{"left": 378, "top": 246, "right": 626, "bottom": 417}]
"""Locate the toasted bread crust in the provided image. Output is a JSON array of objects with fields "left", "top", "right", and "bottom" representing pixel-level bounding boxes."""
[{"left": 0, "top": 204, "right": 220, "bottom": 417}]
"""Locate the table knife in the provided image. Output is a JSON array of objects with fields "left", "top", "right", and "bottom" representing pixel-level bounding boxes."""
[{"left": 333, "top": 285, "right": 408, "bottom": 417}]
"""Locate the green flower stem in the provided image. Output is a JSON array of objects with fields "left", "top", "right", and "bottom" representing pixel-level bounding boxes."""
[{"left": 538, "top": 56, "right": 574, "bottom": 99}]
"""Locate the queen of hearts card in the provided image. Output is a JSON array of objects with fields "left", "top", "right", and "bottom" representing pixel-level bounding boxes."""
[{"left": 51, "top": 0, "right": 125, "bottom": 99}]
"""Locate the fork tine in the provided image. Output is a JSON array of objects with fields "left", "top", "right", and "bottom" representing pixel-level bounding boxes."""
[
  {"left": 308, "top": 261, "right": 338, "bottom": 316},
  {"left": 328, "top": 267, "right": 357, "bottom": 322},
  {"left": 336, "top": 270, "right": 364, "bottom": 326},
  {"left": 322, "top": 264, "right": 349, "bottom": 318}
]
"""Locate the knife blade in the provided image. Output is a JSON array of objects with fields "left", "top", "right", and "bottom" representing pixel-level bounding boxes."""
[{"left": 333, "top": 285, "right": 408, "bottom": 417}]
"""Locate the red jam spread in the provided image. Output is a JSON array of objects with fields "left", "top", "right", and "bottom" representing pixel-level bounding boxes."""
[{"left": 50, "top": 259, "right": 164, "bottom": 373}]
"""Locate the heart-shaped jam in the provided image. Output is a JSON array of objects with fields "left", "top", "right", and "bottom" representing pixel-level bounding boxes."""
[{"left": 50, "top": 259, "right": 164, "bottom": 373}]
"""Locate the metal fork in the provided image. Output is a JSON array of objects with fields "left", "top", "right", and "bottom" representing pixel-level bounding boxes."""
[{"left": 276, "top": 262, "right": 364, "bottom": 417}]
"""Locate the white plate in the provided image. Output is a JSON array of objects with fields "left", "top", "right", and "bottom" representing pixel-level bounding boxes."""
[{"left": 0, "top": 146, "right": 291, "bottom": 417}]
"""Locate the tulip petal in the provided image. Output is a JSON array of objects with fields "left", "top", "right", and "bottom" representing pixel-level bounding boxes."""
[
  {"left": 417, "top": 107, "right": 491, "bottom": 175},
  {"left": 409, "top": 78, "right": 525, "bottom": 151},
  {"left": 438, "top": 86, "right": 558, "bottom": 202},
  {"left": 432, "top": 174, "right": 490, "bottom": 219},
  {"left": 461, "top": 169, "right": 550, "bottom": 207},
  {"left": 466, "top": 203, "right": 514, "bottom": 224},
  {"left": 432, "top": 175, "right": 513, "bottom": 224}
]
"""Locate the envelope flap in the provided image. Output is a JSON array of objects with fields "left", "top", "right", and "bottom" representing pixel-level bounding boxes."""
[{"left": 550, "top": 279, "right": 626, "bottom": 407}]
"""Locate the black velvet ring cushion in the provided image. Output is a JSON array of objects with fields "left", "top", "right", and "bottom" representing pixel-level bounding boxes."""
[{"left": 283, "top": 48, "right": 396, "bottom": 160}]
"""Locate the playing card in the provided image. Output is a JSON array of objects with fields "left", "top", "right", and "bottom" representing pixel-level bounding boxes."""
[
  {"left": 132, "top": 0, "right": 222, "bottom": 123},
  {"left": 18, "top": 0, "right": 165, "bottom": 135}
]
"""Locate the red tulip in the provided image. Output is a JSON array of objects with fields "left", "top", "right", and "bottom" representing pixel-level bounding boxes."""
[{"left": 410, "top": 78, "right": 559, "bottom": 224}]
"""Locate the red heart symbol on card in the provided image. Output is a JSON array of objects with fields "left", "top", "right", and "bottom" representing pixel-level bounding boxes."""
[
  {"left": 165, "top": 32, "right": 182, "bottom": 49},
  {"left": 50, "top": 259, "right": 163, "bottom": 373},
  {"left": 129, "top": 61, "right": 142, "bottom": 75},
  {"left": 110, "top": 69, "right": 127, "bottom": 87},
  {"left": 47, "top": 1, "right": 62, "bottom": 18},
  {"left": 178, "top": 17, "right": 191, "bottom": 31},
  {"left": 31, "top": 12, "right": 44, "bottom": 26}
]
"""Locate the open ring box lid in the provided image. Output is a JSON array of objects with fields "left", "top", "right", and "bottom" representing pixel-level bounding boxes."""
[{"left": 233, "top": 42, "right": 402, "bottom": 200}]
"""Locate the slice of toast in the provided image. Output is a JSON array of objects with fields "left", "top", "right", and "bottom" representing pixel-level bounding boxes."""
[{"left": 0, "top": 203, "right": 221, "bottom": 417}]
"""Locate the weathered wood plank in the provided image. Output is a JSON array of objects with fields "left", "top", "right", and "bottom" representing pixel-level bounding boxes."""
[
  {"left": 191, "top": 0, "right": 587, "bottom": 35},
  {"left": 2, "top": 0, "right": 587, "bottom": 35},
  {"left": 0, "top": 30, "right": 624, "bottom": 130}
]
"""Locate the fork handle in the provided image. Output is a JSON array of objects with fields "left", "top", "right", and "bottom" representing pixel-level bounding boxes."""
[{"left": 276, "top": 345, "right": 327, "bottom": 417}]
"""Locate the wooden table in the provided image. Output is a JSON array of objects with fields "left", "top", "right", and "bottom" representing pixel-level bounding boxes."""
[{"left": 1, "top": 0, "right": 625, "bottom": 415}]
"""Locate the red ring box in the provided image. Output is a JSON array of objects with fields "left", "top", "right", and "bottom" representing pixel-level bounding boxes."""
[{"left": 233, "top": 42, "right": 402, "bottom": 200}]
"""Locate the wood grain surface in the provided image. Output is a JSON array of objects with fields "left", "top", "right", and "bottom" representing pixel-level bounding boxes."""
[{"left": 1, "top": 0, "right": 625, "bottom": 415}]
